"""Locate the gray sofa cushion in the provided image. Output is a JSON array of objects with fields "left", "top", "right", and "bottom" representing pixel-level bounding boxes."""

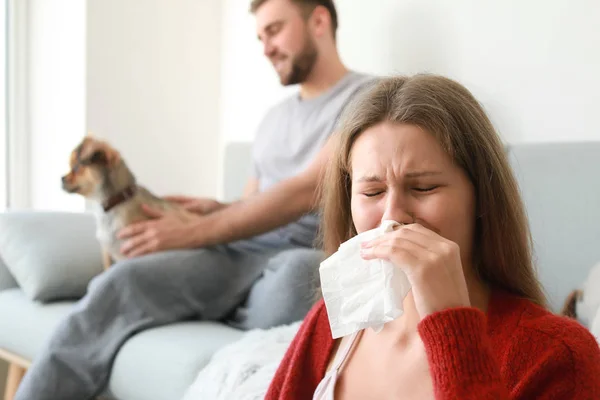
[
  {"left": 0, "top": 288, "right": 244, "bottom": 400},
  {"left": 0, "top": 289, "right": 74, "bottom": 359},
  {"left": 0, "top": 211, "right": 104, "bottom": 302},
  {"left": 0, "top": 256, "right": 18, "bottom": 292},
  {"left": 108, "top": 322, "right": 244, "bottom": 400}
]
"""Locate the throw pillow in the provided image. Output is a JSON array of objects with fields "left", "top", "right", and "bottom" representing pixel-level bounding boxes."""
[{"left": 0, "top": 211, "right": 104, "bottom": 302}]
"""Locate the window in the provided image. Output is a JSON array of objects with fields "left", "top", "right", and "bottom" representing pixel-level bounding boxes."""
[{"left": 0, "top": 0, "right": 6, "bottom": 211}]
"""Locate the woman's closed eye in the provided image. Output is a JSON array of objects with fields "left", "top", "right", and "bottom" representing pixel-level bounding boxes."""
[
  {"left": 413, "top": 185, "right": 439, "bottom": 192},
  {"left": 363, "top": 190, "right": 384, "bottom": 197},
  {"left": 361, "top": 186, "right": 439, "bottom": 196}
]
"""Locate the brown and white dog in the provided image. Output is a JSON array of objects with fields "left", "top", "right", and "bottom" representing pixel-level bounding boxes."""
[
  {"left": 561, "top": 289, "right": 584, "bottom": 319},
  {"left": 61, "top": 134, "right": 194, "bottom": 269}
]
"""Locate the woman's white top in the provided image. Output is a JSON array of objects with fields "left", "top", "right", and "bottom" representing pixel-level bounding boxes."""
[{"left": 312, "top": 331, "right": 361, "bottom": 400}]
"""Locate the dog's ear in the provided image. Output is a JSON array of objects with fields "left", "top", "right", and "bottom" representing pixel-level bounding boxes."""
[
  {"left": 98, "top": 144, "right": 121, "bottom": 167},
  {"left": 89, "top": 150, "right": 108, "bottom": 165},
  {"left": 78, "top": 136, "right": 120, "bottom": 167},
  {"left": 82, "top": 144, "right": 120, "bottom": 167},
  {"left": 76, "top": 134, "right": 94, "bottom": 151}
]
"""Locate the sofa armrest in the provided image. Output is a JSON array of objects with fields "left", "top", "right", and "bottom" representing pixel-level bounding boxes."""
[
  {"left": 0, "top": 255, "right": 18, "bottom": 292},
  {"left": 0, "top": 211, "right": 104, "bottom": 302}
]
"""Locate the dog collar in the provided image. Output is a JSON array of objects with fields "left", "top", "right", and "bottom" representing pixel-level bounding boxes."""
[{"left": 103, "top": 185, "right": 137, "bottom": 212}]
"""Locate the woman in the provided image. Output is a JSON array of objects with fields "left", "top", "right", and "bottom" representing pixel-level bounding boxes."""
[{"left": 265, "top": 75, "right": 600, "bottom": 399}]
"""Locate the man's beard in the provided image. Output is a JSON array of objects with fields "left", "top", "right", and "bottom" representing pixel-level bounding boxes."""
[{"left": 278, "top": 36, "right": 318, "bottom": 86}]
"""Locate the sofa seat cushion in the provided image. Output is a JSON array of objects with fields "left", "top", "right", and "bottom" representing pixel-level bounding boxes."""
[
  {"left": 0, "top": 289, "right": 74, "bottom": 359},
  {"left": 107, "top": 321, "right": 244, "bottom": 400},
  {"left": 0, "top": 289, "right": 245, "bottom": 400}
]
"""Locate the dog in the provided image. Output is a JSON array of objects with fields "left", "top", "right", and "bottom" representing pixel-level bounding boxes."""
[
  {"left": 561, "top": 289, "right": 584, "bottom": 319},
  {"left": 61, "top": 134, "right": 194, "bottom": 269}
]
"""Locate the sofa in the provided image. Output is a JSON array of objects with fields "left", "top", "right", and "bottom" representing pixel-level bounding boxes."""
[{"left": 1, "top": 140, "right": 600, "bottom": 400}]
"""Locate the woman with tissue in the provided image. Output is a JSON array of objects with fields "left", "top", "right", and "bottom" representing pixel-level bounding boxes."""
[{"left": 265, "top": 74, "right": 600, "bottom": 399}]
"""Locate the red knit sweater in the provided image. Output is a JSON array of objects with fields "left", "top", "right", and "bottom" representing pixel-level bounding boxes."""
[{"left": 265, "top": 289, "right": 600, "bottom": 399}]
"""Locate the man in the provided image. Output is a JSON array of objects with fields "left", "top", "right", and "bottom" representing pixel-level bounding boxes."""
[{"left": 15, "top": 0, "right": 372, "bottom": 398}]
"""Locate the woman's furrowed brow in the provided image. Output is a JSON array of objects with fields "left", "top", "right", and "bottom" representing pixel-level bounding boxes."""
[
  {"left": 404, "top": 170, "right": 443, "bottom": 178},
  {"left": 356, "top": 175, "right": 383, "bottom": 183},
  {"left": 356, "top": 171, "right": 442, "bottom": 182}
]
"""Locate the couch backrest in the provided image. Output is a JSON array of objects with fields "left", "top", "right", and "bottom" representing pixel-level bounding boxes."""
[
  {"left": 507, "top": 141, "right": 600, "bottom": 311},
  {"left": 223, "top": 140, "right": 600, "bottom": 311},
  {"left": 223, "top": 142, "right": 253, "bottom": 203}
]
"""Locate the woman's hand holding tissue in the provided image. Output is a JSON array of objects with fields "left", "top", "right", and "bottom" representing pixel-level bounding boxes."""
[{"left": 360, "top": 223, "right": 471, "bottom": 319}]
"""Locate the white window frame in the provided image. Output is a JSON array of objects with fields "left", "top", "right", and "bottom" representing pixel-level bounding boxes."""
[
  {"left": 0, "top": 0, "right": 7, "bottom": 210},
  {"left": 5, "top": 0, "right": 29, "bottom": 209}
]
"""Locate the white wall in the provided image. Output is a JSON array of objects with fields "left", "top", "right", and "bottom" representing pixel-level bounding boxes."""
[
  {"left": 218, "top": 0, "right": 295, "bottom": 197},
  {"left": 28, "top": 0, "right": 86, "bottom": 211},
  {"left": 220, "top": 0, "right": 296, "bottom": 145},
  {"left": 87, "top": 0, "right": 222, "bottom": 202},
  {"left": 21, "top": 0, "right": 600, "bottom": 208},
  {"left": 220, "top": 0, "right": 600, "bottom": 147},
  {"left": 23, "top": 0, "right": 221, "bottom": 211}
]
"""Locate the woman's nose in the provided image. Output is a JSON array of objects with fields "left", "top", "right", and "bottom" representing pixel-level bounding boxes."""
[{"left": 382, "top": 192, "right": 414, "bottom": 225}]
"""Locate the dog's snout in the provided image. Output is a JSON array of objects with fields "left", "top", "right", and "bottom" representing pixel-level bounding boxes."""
[{"left": 61, "top": 176, "right": 68, "bottom": 184}]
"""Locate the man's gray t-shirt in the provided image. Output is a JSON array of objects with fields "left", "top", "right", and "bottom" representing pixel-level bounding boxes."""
[{"left": 250, "top": 71, "right": 373, "bottom": 249}]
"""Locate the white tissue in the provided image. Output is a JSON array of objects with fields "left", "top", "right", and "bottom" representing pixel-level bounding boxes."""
[{"left": 319, "top": 220, "right": 412, "bottom": 339}]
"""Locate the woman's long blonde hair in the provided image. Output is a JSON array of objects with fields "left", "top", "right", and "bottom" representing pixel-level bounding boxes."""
[{"left": 318, "top": 74, "right": 547, "bottom": 307}]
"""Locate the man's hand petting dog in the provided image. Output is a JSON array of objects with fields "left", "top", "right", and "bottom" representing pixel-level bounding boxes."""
[
  {"left": 163, "top": 195, "right": 225, "bottom": 215},
  {"left": 117, "top": 205, "right": 202, "bottom": 258}
]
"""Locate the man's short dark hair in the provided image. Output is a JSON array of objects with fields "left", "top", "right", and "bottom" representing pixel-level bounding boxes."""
[{"left": 250, "top": 0, "right": 338, "bottom": 38}]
